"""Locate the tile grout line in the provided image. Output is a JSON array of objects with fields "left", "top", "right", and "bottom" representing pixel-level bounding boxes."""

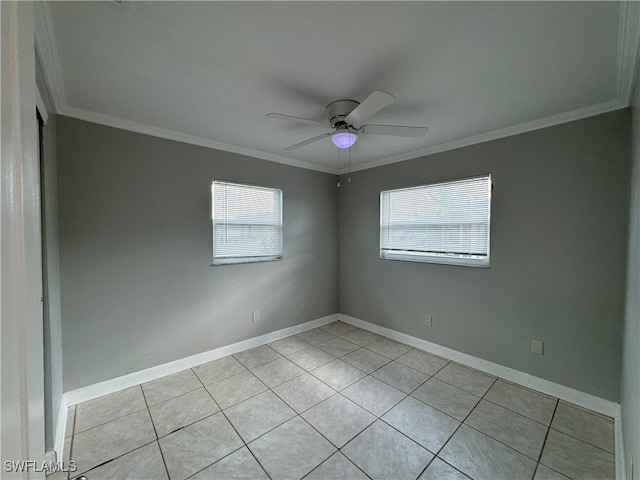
[
  {"left": 253, "top": 332, "right": 450, "bottom": 478},
  {"left": 193, "top": 365, "right": 273, "bottom": 479},
  {"left": 450, "top": 377, "right": 555, "bottom": 463},
  {"left": 71, "top": 439, "right": 160, "bottom": 479},
  {"left": 69, "top": 330, "right": 452, "bottom": 478},
  {"left": 340, "top": 351, "right": 459, "bottom": 479},
  {"left": 203, "top": 370, "right": 270, "bottom": 411},
  {"left": 69, "top": 406, "right": 149, "bottom": 436},
  {"left": 420, "top": 376, "right": 500, "bottom": 479},
  {"left": 195, "top": 367, "right": 274, "bottom": 480},
  {"left": 237, "top": 330, "right": 401, "bottom": 478},
  {"left": 143, "top": 358, "right": 325, "bottom": 478},
  {"left": 145, "top": 368, "right": 230, "bottom": 479},
  {"left": 459, "top": 379, "right": 566, "bottom": 466},
  {"left": 530, "top": 398, "right": 560, "bottom": 480},
  {"left": 478, "top": 391, "right": 553, "bottom": 428},
  {"left": 218, "top": 409, "right": 273, "bottom": 480},
  {"left": 300, "top": 450, "right": 373, "bottom": 480},
  {"left": 546, "top": 425, "right": 617, "bottom": 455},
  {"left": 70, "top": 389, "right": 150, "bottom": 436},
  {"left": 139, "top": 383, "right": 159, "bottom": 437},
  {"left": 303, "top": 336, "right": 429, "bottom": 477},
  {"left": 231, "top": 372, "right": 336, "bottom": 479},
  {"left": 69, "top": 390, "right": 160, "bottom": 478},
  {"left": 233, "top": 343, "right": 283, "bottom": 370},
  {"left": 220, "top": 380, "right": 306, "bottom": 475},
  {"left": 65, "top": 324, "right": 615, "bottom": 480},
  {"left": 306, "top": 391, "right": 376, "bottom": 449},
  {"left": 294, "top": 407, "right": 374, "bottom": 478},
  {"left": 139, "top": 384, "right": 171, "bottom": 480},
  {"left": 401, "top": 361, "right": 579, "bottom": 468},
  {"left": 66, "top": 406, "right": 76, "bottom": 480}
]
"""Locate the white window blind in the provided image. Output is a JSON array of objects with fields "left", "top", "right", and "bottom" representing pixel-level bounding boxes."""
[
  {"left": 380, "top": 175, "right": 491, "bottom": 267},
  {"left": 212, "top": 180, "right": 283, "bottom": 265}
]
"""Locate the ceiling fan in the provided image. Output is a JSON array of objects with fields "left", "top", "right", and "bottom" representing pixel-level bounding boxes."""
[{"left": 266, "top": 90, "right": 428, "bottom": 152}]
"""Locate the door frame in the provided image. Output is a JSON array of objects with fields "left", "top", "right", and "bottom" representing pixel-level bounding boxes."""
[{"left": 1, "top": 2, "right": 46, "bottom": 477}]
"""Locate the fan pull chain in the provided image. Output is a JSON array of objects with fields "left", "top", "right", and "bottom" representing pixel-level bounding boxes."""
[
  {"left": 337, "top": 148, "right": 341, "bottom": 188},
  {"left": 348, "top": 139, "right": 352, "bottom": 183}
]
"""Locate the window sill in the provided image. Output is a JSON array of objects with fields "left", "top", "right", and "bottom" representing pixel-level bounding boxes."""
[
  {"left": 380, "top": 251, "right": 489, "bottom": 268},
  {"left": 211, "top": 256, "right": 282, "bottom": 266}
]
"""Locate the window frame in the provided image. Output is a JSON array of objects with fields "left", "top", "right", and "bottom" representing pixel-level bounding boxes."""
[
  {"left": 211, "top": 179, "right": 283, "bottom": 266},
  {"left": 379, "top": 175, "right": 492, "bottom": 268}
]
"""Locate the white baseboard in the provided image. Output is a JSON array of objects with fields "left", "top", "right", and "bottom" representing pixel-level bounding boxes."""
[
  {"left": 56, "top": 313, "right": 337, "bottom": 463},
  {"left": 53, "top": 398, "right": 67, "bottom": 464},
  {"left": 339, "top": 314, "right": 619, "bottom": 416},
  {"left": 615, "top": 410, "right": 627, "bottom": 480},
  {"left": 58, "top": 312, "right": 626, "bottom": 479},
  {"left": 339, "top": 314, "right": 625, "bottom": 479},
  {"left": 44, "top": 450, "right": 57, "bottom": 464},
  {"left": 63, "top": 314, "right": 337, "bottom": 409}
]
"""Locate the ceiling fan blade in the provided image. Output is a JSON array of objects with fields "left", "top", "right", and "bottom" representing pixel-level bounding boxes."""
[
  {"left": 283, "top": 132, "right": 332, "bottom": 151},
  {"left": 361, "top": 124, "right": 428, "bottom": 137},
  {"left": 266, "top": 113, "right": 330, "bottom": 128},
  {"left": 345, "top": 90, "right": 396, "bottom": 126}
]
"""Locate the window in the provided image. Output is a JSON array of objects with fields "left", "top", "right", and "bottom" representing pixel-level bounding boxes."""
[
  {"left": 212, "top": 180, "right": 283, "bottom": 265},
  {"left": 380, "top": 175, "right": 492, "bottom": 267}
]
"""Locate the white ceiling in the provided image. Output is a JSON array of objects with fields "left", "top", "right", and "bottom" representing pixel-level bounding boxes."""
[{"left": 36, "top": 1, "right": 640, "bottom": 174}]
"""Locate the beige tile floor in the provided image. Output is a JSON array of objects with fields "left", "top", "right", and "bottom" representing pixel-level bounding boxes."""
[{"left": 52, "top": 321, "right": 616, "bottom": 480}]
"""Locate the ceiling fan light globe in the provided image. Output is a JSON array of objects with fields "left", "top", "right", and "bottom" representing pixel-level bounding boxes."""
[{"left": 332, "top": 132, "right": 358, "bottom": 149}]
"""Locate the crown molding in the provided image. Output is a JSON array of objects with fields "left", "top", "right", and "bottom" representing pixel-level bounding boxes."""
[
  {"left": 35, "top": 2, "right": 639, "bottom": 176},
  {"left": 34, "top": 1, "right": 66, "bottom": 113},
  {"left": 61, "top": 106, "right": 337, "bottom": 174},
  {"left": 339, "top": 99, "right": 626, "bottom": 175},
  {"left": 55, "top": 98, "right": 628, "bottom": 177},
  {"left": 617, "top": 1, "right": 640, "bottom": 106}
]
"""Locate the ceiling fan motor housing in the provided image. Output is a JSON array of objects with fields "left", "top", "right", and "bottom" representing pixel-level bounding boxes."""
[{"left": 326, "top": 100, "right": 360, "bottom": 128}]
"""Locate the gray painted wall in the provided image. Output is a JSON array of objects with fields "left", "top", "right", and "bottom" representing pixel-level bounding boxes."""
[
  {"left": 338, "top": 110, "right": 630, "bottom": 402},
  {"left": 57, "top": 109, "right": 631, "bottom": 404},
  {"left": 36, "top": 55, "right": 63, "bottom": 452},
  {"left": 57, "top": 117, "right": 338, "bottom": 390},
  {"left": 622, "top": 66, "right": 640, "bottom": 476}
]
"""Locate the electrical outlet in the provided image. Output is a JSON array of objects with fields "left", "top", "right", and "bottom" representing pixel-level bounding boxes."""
[
  {"left": 531, "top": 338, "right": 544, "bottom": 355},
  {"left": 252, "top": 310, "right": 259, "bottom": 322},
  {"left": 424, "top": 315, "right": 432, "bottom": 327}
]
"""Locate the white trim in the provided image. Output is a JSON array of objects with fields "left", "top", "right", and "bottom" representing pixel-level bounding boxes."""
[
  {"left": 53, "top": 398, "right": 67, "bottom": 464},
  {"left": 1, "top": 0, "right": 47, "bottom": 468},
  {"left": 44, "top": 450, "right": 57, "bottom": 464},
  {"left": 60, "top": 106, "right": 337, "bottom": 175},
  {"left": 60, "top": 99, "right": 627, "bottom": 177},
  {"left": 615, "top": 409, "right": 626, "bottom": 480},
  {"left": 62, "top": 314, "right": 337, "bottom": 407},
  {"left": 339, "top": 314, "right": 626, "bottom": 479},
  {"left": 32, "top": 0, "right": 639, "bottom": 176},
  {"left": 59, "top": 311, "right": 626, "bottom": 477},
  {"left": 34, "top": 1, "right": 65, "bottom": 112},
  {"left": 617, "top": 1, "right": 640, "bottom": 106},
  {"left": 339, "top": 100, "right": 626, "bottom": 174},
  {"left": 36, "top": 87, "right": 48, "bottom": 124},
  {"left": 339, "top": 313, "right": 620, "bottom": 417}
]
